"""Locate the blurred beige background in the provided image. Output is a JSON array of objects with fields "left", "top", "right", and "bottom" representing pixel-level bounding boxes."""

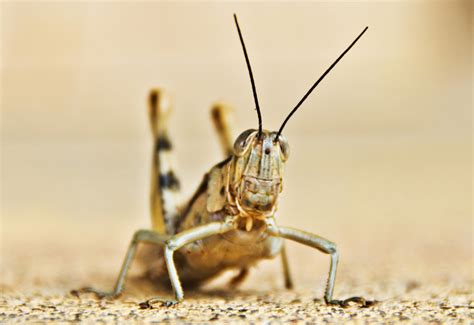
[{"left": 1, "top": 0, "right": 472, "bottom": 309}]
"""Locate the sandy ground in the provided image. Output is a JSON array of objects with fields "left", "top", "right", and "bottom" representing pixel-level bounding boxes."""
[
  {"left": 1, "top": 216, "right": 472, "bottom": 324},
  {"left": 1, "top": 137, "right": 472, "bottom": 324}
]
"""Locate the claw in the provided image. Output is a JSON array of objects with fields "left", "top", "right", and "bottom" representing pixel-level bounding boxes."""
[
  {"left": 70, "top": 287, "right": 120, "bottom": 300},
  {"left": 70, "top": 289, "right": 81, "bottom": 297},
  {"left": 139, "top": 297, "right": 179, "bottom": 309},
  {"left": 326, "top": 296, "right": 377, "bottom": 308}
]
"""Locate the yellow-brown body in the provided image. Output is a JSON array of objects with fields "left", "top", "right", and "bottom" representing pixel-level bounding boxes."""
[
  {"left": 74, "top": 14, "right": 371, "bottom": 308},
  {"left": 144, "top": 156, "right": 284, "bottom": 288}
]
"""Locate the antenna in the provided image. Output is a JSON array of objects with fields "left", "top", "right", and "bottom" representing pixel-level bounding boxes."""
[
  {"left": 276, "top": 26, "right": 368, "bottom": 139},
  {"left": 234, "top": 14, "right": 263, "bottom": 137}
]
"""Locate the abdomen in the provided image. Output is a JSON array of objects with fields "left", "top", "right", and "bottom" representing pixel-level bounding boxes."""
[{"left": 174, "top": 228, "right": 283, "bottom": 286}]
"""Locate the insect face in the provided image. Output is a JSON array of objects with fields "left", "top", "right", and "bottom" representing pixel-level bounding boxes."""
[
  {"left": 230, "top": 15, "right": 367, "bottom": 220},
  {"left": 230, "top": 129, "right": 289, "bottom": 216}
]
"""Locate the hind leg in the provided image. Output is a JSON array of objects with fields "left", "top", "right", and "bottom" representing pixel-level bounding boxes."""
[
  {"left": 72, "top": 230, "right": 169, "bottom": 299},
  {"left": 149, "top": 89, "right": 181, "bottom": 234},
  {"left": 211, "top": 102, "right": 234, "bottom": 157}
]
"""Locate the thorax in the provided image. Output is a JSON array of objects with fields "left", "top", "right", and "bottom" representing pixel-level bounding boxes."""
[{"left": 176, "top": 191, "right": 281, "bottom": 270}]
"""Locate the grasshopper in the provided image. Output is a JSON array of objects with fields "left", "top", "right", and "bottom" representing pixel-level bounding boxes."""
[{"left": 73, "top": 14, "right": 371, "bottom": 308}]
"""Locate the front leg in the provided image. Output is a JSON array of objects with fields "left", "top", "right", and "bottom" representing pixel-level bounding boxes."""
[
  {"left": 266, "top": 221, "right": 374, "bottom": 307},
  {"left": 159, "top": 219, "right": 235, "bottom": 302},
  {"left": 72, "top": 229, "right": 169, "bottom": 299}
]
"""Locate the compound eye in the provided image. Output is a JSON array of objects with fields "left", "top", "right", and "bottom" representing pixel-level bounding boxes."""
[
  {"left": 276, "top": 134, "right": 290, "bottom": 161},
  {"left": 233, "top": 129, "right": 257, "bottom": 156}
]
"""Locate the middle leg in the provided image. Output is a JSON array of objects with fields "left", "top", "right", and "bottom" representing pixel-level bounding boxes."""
[
  {"left": 228, "top": 268, "right": 249, "bottom": 288},
  {"left": 280, "top": 244, "right": 294, "bottom": 289}
]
